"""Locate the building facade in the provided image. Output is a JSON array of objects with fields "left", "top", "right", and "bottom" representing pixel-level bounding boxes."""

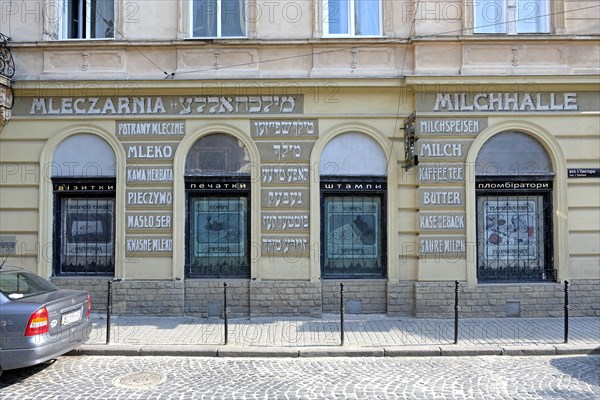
[{"left": 1, "top": 0, "right": 598, "bottom": 317}]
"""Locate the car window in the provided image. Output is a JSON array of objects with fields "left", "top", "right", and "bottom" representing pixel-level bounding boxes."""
[{"left": 0, "top": 271, "right": 58, "bottom": 299}]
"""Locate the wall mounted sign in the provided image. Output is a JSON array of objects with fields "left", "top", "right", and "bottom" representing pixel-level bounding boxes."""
[
  {"left": 17, "top": 95, "right": 304, "bottom": 116},
  {"left": 126, "top": 190, "right": 173, "bottom": 206},
  {"left": 261, "top": 189, "right": 308, "bottom": 209},
  {"left": 261, "top": 164, "right": 310, "bottom": 184},
  {"left": 418, "top": 189, "right": 465, "bottom": 208},
  {"left": 262, "top": 235, "right": 310, "bottom": 258},
  {"left": 126, "top": 236, "right": 173, "bottom": 252},
  {"left": 418, "top": 163, "right": 465, "bottom": 184},
  {"left": 250, "top": 119, "right": 318, "bottom": 138},
  {"left": 567, "top": 168, "right": 600, "bottom": 178},
  {"left": 475, "top": 181, "right": 552, "bottom": 191},
  {"left": 256, "top": 141, "right": 315, "bottom": 162},
  {"left": 416, "top": 118, "right": 487, "bottom": 136},
  {"left": 419, "top": 212, "right": 465, "bottom": 231},
  {"left": 53, "top": 183, "right": 115, "bottom": 192},
  {"left": 0, "top": 235, "right": 16, "bottom": 256},
  {"left": 126, "top": 213, "right": 172, "bottom": 230},
  {"left": 117, "top": 120, "right": 185, "bottom": 136},
  {"left": 416, "top": 92, "right": 598, "bottom": 113},
  {"left": 417, "top": 140, "right": 472, "bottom": 161},
  {"left": 320, "top": 182, "right": 387, "bottom": 191},
  {"left": 125, "top": 144, "right": 176, "bottom": 161},
  {"left": 419, "top": 237, "right": 466, "bottom": 254},
  {"left": 126, "top": 167, "right": 173, "bottom": 183},
  {"left": 262, "top": 212, "right": 309, "bottom": 232}
]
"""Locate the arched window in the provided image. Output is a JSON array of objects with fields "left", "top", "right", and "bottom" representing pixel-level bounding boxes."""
[
  {"left": 320, "top": 133, "right": 387, "bottom": 278},
  {"left": 475, "top": 131, "right": 554, "bottom": 282},
  {"left": 52, "top": 134, "right": 116, "bottom": 276},
  {"left": 185, "top": 134, "right": 251, "bottom": 278}
]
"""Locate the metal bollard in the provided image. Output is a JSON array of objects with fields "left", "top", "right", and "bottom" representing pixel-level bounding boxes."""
[
  {"left": 223, "top": 282, "right": 228, "bottom": 345},
  {"left": 340, "top": 283, "right": 345, "bottom": 346},
  {"left": 106, "top": 278, "right": 122, "bottom": 344},
  {"left": 564, "top": 280, "right": 569, "bottom": 343},
  {"left": 454, "top": 280, "right": 460, "bottom": 344}
]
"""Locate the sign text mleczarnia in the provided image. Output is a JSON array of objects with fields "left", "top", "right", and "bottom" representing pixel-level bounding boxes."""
[{"left": 24, "top": 95, "right": 303, "bottom": 116}]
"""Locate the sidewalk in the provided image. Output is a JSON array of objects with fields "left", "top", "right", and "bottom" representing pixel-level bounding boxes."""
[{"left": 78, "top": 314, "right": 600, "bottom": 358}]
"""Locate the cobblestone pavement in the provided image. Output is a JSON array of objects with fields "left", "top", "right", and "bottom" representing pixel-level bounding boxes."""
[
  {"left": 1, "top": 355, "right": 598, "bottom": 399},
  {"left": 85, "top": 315, "right": 600, "bottom": 348}
]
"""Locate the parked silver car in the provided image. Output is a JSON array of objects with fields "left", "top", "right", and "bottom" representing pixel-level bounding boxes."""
[{"left": 0, "top": 265, "right": 92, "bottom": 375}]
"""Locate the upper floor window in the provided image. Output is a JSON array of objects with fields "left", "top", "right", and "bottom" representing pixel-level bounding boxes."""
[
  {"left": 191, "top": 0, "right": 246, "bottom": 38},
  {"left": 324, "top": 0, "right": 381, "bottom": 37},
  {"left": 474, "top": 0, "right": 549, "bottom": 34},
  {"left": 60, "top": 0, "right": 115, "bottom": 39}
]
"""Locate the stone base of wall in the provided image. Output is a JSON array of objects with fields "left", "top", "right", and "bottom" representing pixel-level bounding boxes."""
[
  {"left": 415, "top": 280, "right": 600, "bottom": 318},
  {"left": 110, "top": 280, "right": 185, "bottom": 315},
  {"left": 569, "top": 280, "right": 600, "bottom": 317},
  {"left": 51, "top": 278, "right": 599, "bottom": 318},
  {"left": 322, "top": 280, "right": 387, "bottom": 314},
  {"left": 51, "top": 277, "right": 110, "bottom": 313},
  {"left": 185, "top": 280, "right": 250, "bottom": 318},
  {"left": 387, "top": 282, "right": 416, "bottom": 316},
  {"left": 250, "top": 281, "right": 322, "bottom": 318}
]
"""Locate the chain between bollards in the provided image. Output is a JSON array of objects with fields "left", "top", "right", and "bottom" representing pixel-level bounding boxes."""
[
  {"left": 340, "top": 283, "right": 345, "bottom": 346},
  {"left": 106, "top": 278, "right": 122, "bottom": 344},
  {"left": 564, "top": 280, "right": 569, "bottom": 344},
  {"left": 223, "top": 282, "right": 228, "bottom": 345},
  {"left": 454, "top": 280, "right": 460, "bottom": 344}
]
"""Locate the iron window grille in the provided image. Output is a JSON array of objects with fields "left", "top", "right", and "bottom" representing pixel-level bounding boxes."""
[
  {"left": 320, "top": 177, "right": 387, "bottom": 279},
  {"left": 185, "top": 177, "right": 250, "bottom": 278},
  {"left": 476, "top": 177, "right": 555, "bottom": 282}
]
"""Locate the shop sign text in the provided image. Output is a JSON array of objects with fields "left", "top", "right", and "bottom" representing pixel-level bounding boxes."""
[
  {"left": 419, "top": 214, "right": 465, "bottom": 230},
  {"left": 251, "top": 119, "right": 317, "bottom": 137},
  {"left": 22, "top": 95, "right": 303, "bottom": 116},
  {"left": 127, "top": 190, "right": 172, "bottom": 205},
  {"left": 432, "top": 92, "right": 578, "bottom": 112},
  {"left": 118, "top": 121, "right": 185, "bottom": 136},
  {"left": 126, "top": 237, "right": 173, "bottom": 252},
  {"left": 418, "top": 118, "right": 486, "bottom": 135},
  {"left": 127, "top": 214, "right": 172, "bottom": 229},
  {"left": 419, "top": 164, "right": 464, "bottom": 183}
]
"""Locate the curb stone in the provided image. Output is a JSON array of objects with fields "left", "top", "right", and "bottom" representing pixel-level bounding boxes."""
[
  {"left": 139, "top": 345, "right": 219, "bottom": 357},
  {"left": 554, "top": 344, "right": 600, "bottom": 355},
  {"left": 501, "top": 345, "right": 559, "bottom": 356},
  {"left": 439, "top": 345, "right": 503, "bottom": 357},
  {"left": 75, "top": 344, "right": 600, "bottom": 358},
  {"left": 217, "top": 347, "right": 299, "bottom": 358},
  {"left": 384, "top": 346, "right": 442, "bottom": 357},
  {"left": 298, "top": 347, "right": 385, "bottom": 358}
]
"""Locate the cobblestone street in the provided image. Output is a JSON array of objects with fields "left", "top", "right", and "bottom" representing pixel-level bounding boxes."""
[{"left": 1, "top": 355, "right": 598, "bottom": 399}]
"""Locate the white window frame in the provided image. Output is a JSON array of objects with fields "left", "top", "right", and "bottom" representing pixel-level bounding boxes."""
[
  {"left": 474, "top": 0, "right": 550, "bottom": 34},
  {"left": 189, "top": 0, "right": 247, "bottom": 38},
  {"left": 57, "top": 0, "right": 115, "bottom": 40},
  {"left": 323, "top": 0, "right": 382, "bottom": 37}
]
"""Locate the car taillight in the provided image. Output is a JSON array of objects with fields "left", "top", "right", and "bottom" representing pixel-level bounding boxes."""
[
  {"left": 86, "top": 294, "right": 91, "bottom": 318},
  {"left": 25, "top": 307, "right": 49, "bottom": 336}
]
